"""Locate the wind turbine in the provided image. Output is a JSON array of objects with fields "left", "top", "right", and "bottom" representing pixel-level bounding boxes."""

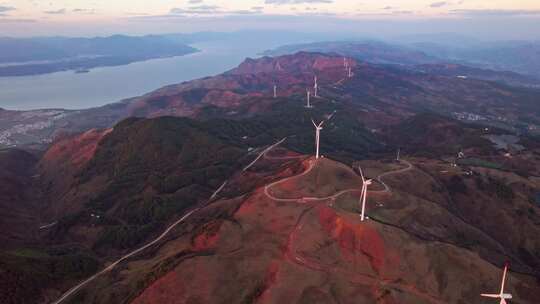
[
  {"left": 276, "top": 60, "right": 283, "bottom": 71},
  {"left": 306, "top": 89, "right": 313, "bottom": 108},
  {"left": 358, "top": 166, "right": 372, "bottom": 221},
  {"left": 396, "top": 148, "right": 400, "bottom": 161},
  {"left": 348, "top": 66, "right": 353, "bottom": 78},
  {"left": 314, "top": 75, "right": 318, "bottom": 97},
  {"left": 312, "top": 119, "right": 324, "bottom": 159},
  {"left": 326, "top": 110, "right": 336, "bottom": 121},
  {"left": 481, "top": 263, "right": 513, "bottom": 304},
  {"left": 273, "top": 85, "right": 277, "bottom": 98}
]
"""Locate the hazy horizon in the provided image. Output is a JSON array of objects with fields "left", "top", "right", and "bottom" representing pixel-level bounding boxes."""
[{"left": 1, "top": 1, "right": 540, "bottom": 40}]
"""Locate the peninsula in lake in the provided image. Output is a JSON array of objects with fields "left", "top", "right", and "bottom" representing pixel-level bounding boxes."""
[{"left": 0, "top": 35, "right": 199, "bottom": 77}]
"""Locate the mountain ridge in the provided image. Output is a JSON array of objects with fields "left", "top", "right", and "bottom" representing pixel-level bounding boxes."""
[{"left": 3, "top": 51, "right": 540, "bottom": 149}]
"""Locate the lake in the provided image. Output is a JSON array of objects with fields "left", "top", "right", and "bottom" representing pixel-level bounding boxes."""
[{"left": 0, "top": 39, "right": 284, "bottom": 111}]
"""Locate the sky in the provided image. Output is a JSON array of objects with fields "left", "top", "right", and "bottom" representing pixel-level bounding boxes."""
[{"left": 1, "top": 0, "right": 540, "bottom": 39}]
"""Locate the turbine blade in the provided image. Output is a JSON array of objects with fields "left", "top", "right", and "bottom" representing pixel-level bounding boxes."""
[
  {"left": 358, "top": 166, "right": 365, "bottom": 182},
  {"left": 500, "top": 264, "right": 508, "bottom": 294},
  {"left": 480, "top": 294, "right": 500, "bottom": 298}
]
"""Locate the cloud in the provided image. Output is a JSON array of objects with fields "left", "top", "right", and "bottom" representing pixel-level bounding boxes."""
[
  {"left": 450, "top": 9, "right": 540, "bottom": 17},
  {"left": 265, "top": 0, "right": 333, "bottom": 4},
  {"left": 170, "top": 5, "right": 221, "bottom": 15},
  {"left": 0, "top": 18, "right": 36, "bottom": 23},
  {"left": 0, "top": 5, "right": 15, "bottom": 13},
  {"left": 430, "top": 2, "right": 448, "bottom": 8},
  {"left": 298, "top": 11, "right": 336, "bottom": 17},
  {"left": 44, "top": 8, "right": 66, "bottom": 15},
  {"left": 229, "top": 10, "right": 262, "bottom": 15},
  {"left": 128, "top": 14, "right": 187, "bottom": 21},
  {"left": 169, "top": 5, "right": 264, "bottom": 16},
  {"left": 188, "top": 0, "right": 203, "bottom": 3},
  {"left": 393, "top": 10, "right": 414, "bottom": 15},
  {"left": 73, "top": 8, "right": 96, "bottom": 14}
]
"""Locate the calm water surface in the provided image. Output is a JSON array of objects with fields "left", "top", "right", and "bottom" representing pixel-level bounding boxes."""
[{"left": 0, "top": 39, "right": 280, "bottom": 111}]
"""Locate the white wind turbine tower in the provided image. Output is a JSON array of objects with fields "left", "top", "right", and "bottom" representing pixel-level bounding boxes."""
[
  {"left": 273, "top": 85, "right": 277, "bottom": 98},
  {"left": 348, "top": 66, "right": 353, "bottom": 78},
  {"left": 314, "top": 75, "right": 318, "bottom": 97},
  {"left": 358, "top": 166, "right": 373, "bottom": 221},
  {"left": 306, "top": 89, "right": 313, "bottom": 108},
  {"left": 311, "top": 119, "right": 324, "bottom": 159},
  {"left": 481, "top": 263, "right": 513, "bottom": 304}
]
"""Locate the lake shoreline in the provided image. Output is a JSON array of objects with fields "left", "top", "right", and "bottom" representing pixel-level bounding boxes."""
[
  {"left": 0, "top": 40, "right": 270, "bottom": 111},
  {"left": 0, "top": 50, "right": 200, "bottom": 78}
]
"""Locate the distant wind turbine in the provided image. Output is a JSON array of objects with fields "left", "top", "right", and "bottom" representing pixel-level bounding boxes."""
[
  {"left": 306, "top": 89, "right": 313, "bottom": 108},
  {"left": 312, "top": 119, "right": 324, "bottom": 159},
  {"left": 314, "top": 75, "right": 318, "bottom": 97},
  {"left": 273, "top": 85, "right": 277, "bottom": 98},
  {"left": 396, "top": 148, "right": 400, "bottom": 161},
  {"left": 348, "top": 66, "right": 353, "bottom": 78},
  {"left": 276, "top": 60, "right": 283, "bottom": 71},
  {"left": 358, "top": 166, "right": 372, "bottom": 221},
  {"left": 326, "top": 110, "right": 336, "bottom": 121},
  {"left": 481, "top": 263, "right": 513, "bottom": 304}
]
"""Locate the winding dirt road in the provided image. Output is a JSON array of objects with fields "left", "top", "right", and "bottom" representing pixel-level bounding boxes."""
[
  {"left": 372, "top": 159, "right": 414, "bottom": 194},
  {"left": 243, "top": 138, "right": 287, "bottom": 171},
  {"left": 52, "top": 139, "right": 416, "bottom": 304},
  {"left": 51, "top": 209, "right": 198, "bottom": 304},
  {"left": 261, "top": 147, "right": 445, "bottom": 303},
  {"left": 51, "top": 138, "right": 286, "bottom": 304},
  {"left": 264, "top": 156, "right": 413, "bottom": 203}
]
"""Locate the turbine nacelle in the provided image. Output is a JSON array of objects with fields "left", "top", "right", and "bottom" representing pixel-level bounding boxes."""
[
  {"left": 481, "top": 263, "right": 512, "bottom": 304},
  {"left": 311, "top": 119, "right": 324, "bottom": 129}
]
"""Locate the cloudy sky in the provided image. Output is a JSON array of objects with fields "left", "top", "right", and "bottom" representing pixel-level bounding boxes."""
[{"left": 1, "top": 0, "right": 539, "bottom": 38}]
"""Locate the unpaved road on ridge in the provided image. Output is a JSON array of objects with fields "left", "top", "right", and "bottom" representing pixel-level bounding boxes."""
[
  {"left": 52, "top": 139, "right": 416, "bottom": 304},
  {"left": 262, "top": 148, "right": 444, "bottom": 303},
  {"left": 52, "top": 139, "right": 286, "bottom": 304}
]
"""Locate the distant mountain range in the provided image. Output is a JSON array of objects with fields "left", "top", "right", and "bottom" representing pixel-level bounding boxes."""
[
  {"left": 0, "top": 35, "right": 198, "bottom": 77},
  {"left": 262, "top": 41, "right": 440, "bottom": 65},
  {"left": 264, "top": 39, "right": 540, "bottom": 81},
  {"left": 410, "top": 41, "right": 540, "bottom": 79},
  {"left": 3, "top": 31, "right": 539, "bottom": 80}
]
